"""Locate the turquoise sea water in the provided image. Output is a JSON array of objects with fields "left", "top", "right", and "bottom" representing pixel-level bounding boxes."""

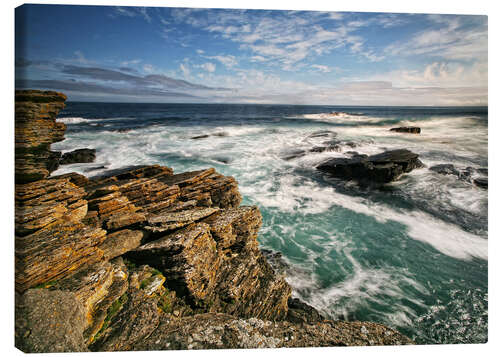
[{"left": 52, "top": 103, "right": 488, "bottom": 344}]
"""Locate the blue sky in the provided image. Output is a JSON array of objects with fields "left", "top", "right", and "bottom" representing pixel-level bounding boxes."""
[{"left": 15, "top": 4, "right": 487, "bottom": 105}]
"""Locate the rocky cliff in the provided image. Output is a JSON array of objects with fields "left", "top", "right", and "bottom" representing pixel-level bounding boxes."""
[{"left": 14, "top": 90, "right": 414, "bottom": 352}]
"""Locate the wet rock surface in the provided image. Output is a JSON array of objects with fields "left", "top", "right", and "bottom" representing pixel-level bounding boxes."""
[
  {"left": 317, "top": 149, "right": 424, "bottom": 183},
  {"left": 60, "top": 148, "right": 96, "bottom": 165},
  {"left": 390, "top": 127, "right": 421, "bottom": 134},
  {"left": 15, "top": 90, "right": 414, "bottom": 352},
  {"left": 429, "top": 163, "right": 488, "bottom": 189}
]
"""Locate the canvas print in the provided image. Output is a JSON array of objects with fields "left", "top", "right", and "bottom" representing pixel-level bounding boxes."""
[{"left": 14, "top": 3, "right": 487, "bottom": 352}]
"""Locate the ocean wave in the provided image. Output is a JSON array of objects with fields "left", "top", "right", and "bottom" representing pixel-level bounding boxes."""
[{"left": 57, "top": 117, "right": 93, "bottom": 124}]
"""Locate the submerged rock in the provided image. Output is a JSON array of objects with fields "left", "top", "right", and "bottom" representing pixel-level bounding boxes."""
[
  {"left": 430, "top": 164, "right": 487, "bottom": 188},
  {"left": 429, "top": 164, "right": 460, "bottom": 176},
  {"left": 390, "top": 127, "right": 421, "bottom": 134},
  {"left": 317, "top": 149, "right": 423, "bottom": 183}
]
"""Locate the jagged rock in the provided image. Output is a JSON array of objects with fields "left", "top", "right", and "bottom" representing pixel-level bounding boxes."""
[
  {"left": 15, "top": 289, "right": 88, "bottom": 352},
  {"left": 130, "top": 313, "right": 414, "bottom": 351},
  {"left": 127, "top": 206, "right": 290, "bottom": 321},
  {"left": 261, "top": 249, "right": 290, "bottom": 275},
  {"left": 317, "top": 149, "right": 424, "bottom": 183},
  {"left": 15, "top": 90, "right": 67, "bottom": 183},
  {"left": 60, "top": 148, "right": 96, "bottom": 165},
  {"left": 286, "top": 297, "right": 324, "bottom": 324},
  {"left": 88, "top": 265, "right": 175, "bottom": 352},
  {"left": 15, "top": 221, "right": 107, "bottom": 292},
  {"left": 160, "top": 168, "right": 242, "bottom": 208},
  {"left": 126, "top": 223, "right": 221, "bottom": 305},
  {"left": 390, "top": 127, "right": 421, "bottom": 134},
  {"left": 202, "top": 206, "right": 262, "bottom": 249}
]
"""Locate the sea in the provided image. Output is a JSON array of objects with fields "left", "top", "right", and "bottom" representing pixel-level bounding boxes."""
[{"left": 51, "top": 102, "right": 488, "bottom": 345}]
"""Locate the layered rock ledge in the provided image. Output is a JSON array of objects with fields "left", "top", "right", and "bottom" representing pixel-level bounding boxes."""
[{"left": 14, "top": 90, "right": 414, "bottom": 352}]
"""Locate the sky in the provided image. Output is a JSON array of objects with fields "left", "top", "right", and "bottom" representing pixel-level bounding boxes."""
[{"left": 15, "top": 4, "right": 488, "bottom": 105}]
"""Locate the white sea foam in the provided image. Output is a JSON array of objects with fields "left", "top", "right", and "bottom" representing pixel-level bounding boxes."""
[
  {"left": 57, "top": 117, "right": 92, "bottom": 124},
  {"left": 322, "top": 190, "right": 487, "bottom": 261}
]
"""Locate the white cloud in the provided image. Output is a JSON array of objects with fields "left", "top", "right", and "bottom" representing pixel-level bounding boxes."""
[
  {"left": 180, "top": 63, "right": 190, "bottom": 77},
  {"left": 384, "top": 14, "right": 487, "bottom": 62},
  {"left": 310, "top": 64, "right": 342, "bottom": 73},
  {"left": 200, "top": 62, "right": 216, "bottom": 73},
  {"left": 203, "top": 55, "right": 238, "bottom": 68},
  {"left": 142, "top": 64, "right": 154, "bottom": 73},
  {"left": 139, "top": 7, "right": 151, "bottom": 23},
  {"left": 121, "top": 59, "right": 142, "bottom": 66},
  {"left": 74, "top": 51, "right": 89, "bottom": 64}
]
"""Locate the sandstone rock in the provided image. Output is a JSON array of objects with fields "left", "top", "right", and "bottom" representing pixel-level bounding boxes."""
[
  {"left": 317, "top": 149, "right": 424, "bottom": 183},
  {"left": 15, "top": 177, "right": 88, "bottom": 236},
  {"left": 15, "top": 221, "right": 107, "bottom": 292},
  {"left": 15, "top": 90, "right": 67, "bottom": 183},
  {"left": 144, "top": 207, "right": 219, "bottom": 234},
  {"left": 390, "top": 127, "right": 421, "bottom": 134},
  {"left": 99, "top": 230, "right": 144, "bottom": 260},
  {"left": 49, "top": 172, "right": 90, "bottom": 187},
  {"left": 60, "top": 148, "right": 96, "bottom": 165},
  {"left": 15, "top": 289, "right": 88, "bottom": 352},
  {"left": 159, "top": 168, "right": 242, "bottom": 208},
  {"left": 126, "top": 223, "right": 221, "bottom": 305}
]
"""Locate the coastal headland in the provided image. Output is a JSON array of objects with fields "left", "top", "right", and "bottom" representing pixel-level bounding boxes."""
[{"left": 14, "top": 90, "right": 414, "bottom": 352}]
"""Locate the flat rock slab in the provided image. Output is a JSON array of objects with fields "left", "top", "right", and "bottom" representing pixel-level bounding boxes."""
[
  {"left": 144, "top": 207, "right": 219, "bottom": 233},
  {"left": 317, "top": 149, "right": 423, "bottom": 183}
]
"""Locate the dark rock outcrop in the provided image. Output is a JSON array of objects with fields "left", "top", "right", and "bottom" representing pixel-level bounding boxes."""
[
  {"left": 390, "top": 127, "right": 421, "bottom": 134},
  {"left": 60, "top": 148, "right": 96, "bottom": 165},
  {"left": 473, "top": 177, "right": 488, "bottom": 189},
  {"left": 317, "top": 149, "right": 424, "bottom": 183},
  {"left": 15, "top": 90, "right": 414, "bottom": 352}
]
